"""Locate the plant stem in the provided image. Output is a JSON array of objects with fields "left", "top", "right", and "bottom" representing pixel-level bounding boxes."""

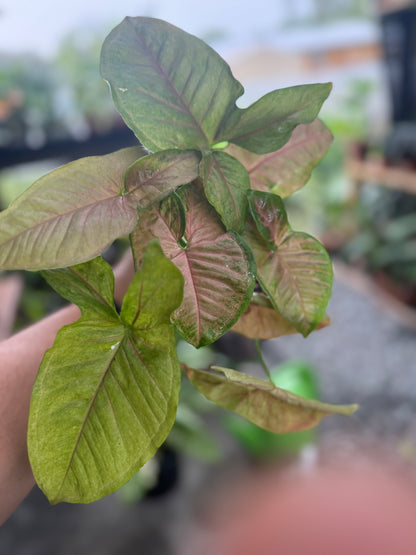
[{"left": 255, "top": 339, "right": 272, "bottom": 382}]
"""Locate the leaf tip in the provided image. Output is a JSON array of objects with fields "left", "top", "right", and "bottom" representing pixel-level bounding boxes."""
[{"left": 340, "top": 403, "right": 359, "bottom": 416}]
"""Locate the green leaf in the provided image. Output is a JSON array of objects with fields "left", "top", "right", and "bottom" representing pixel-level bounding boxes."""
[
  {"left": 41, "top": 257, "right": 118, "bottom": 321},
  {"left": 124, "top": 149, "right": 201, "bottom": 209},
  {"left": 244, "top": 191, "right": 333, "bottom": 336},
  {"left": 200, "top": 151, "right": 250, "bottom": 232},
  {"left": 226, "top": 119, "right": 333, "bottom": 197},
  {"left": 219, "top": 83, "right": 332, "bottom": 154},
  {"left": 100, "top": 17, "right": 244, "bottom": 151},
  {"left": 0, "top": 147, "right": 145, "bottom": 271},
  {"left": 185, "top": 365, "right": 358, "bottom": 433},
  {"left": 120, "top": 241, "right": 184, "bottom": 328},
  {"left": 212, "top": 140, "right": 229, "bottom": 150},
  {"left": 131, "top": 187, "right": 256, "bottom": 347},
  {"left": 28, "top": 242, "right": 184, "bottom": 503}
]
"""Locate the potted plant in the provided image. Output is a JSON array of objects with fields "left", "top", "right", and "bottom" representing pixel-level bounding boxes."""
[{"left": 0, "top": 16, "right": 357, "bottom": 505}]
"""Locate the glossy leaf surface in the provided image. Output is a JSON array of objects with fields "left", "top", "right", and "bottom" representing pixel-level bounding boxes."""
[
  {"left": 100, "top": 17, "right": 244, "bottom": 151},
  {"left": 227, "top": 119, "right": 333, "bottom": 197},
  {"left": 185, "top": 366, "right": 358, "bottom": 433},
  {"left": 28, "top": 243, "right": 183, "bottom": 503},
  {"left": 220, "top": 83, "right": 332, "bottom": 154},
  {"left": 0, "top": 148, "right": 145, "bottom": 270},
  {"left": 244, "top": 191, "right": 333, "bottom": 336},
  {"left": 131, "top": 187, "right": 256, "bottom": 347},
  {"left": 200, "top": 151, "right": 250, "bottom": 232}
]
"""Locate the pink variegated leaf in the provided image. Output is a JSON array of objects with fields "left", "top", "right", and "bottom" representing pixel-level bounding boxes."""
[
  {"left": 131, "top": 186, "right": 255, "bottom": 346},
  {"left": 226, "top": 119, "right": 332, "bottom": 197}
]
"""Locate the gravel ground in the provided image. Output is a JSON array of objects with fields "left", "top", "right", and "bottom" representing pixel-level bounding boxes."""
[
  {"left": 265, "top": 273, "right": 416, "bottom": 441},
  {"left": 1, "top": 272, "right": 416, "bottom": 554}
]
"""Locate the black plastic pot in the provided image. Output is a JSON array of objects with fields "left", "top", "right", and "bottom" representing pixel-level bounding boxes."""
[{"left": 381, "top": 7, "right": 416, "bottom": 124}]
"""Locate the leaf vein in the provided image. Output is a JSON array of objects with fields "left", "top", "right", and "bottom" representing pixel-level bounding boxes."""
[{"left": 127, "top": 18, "right": 207, "bottom": 144}]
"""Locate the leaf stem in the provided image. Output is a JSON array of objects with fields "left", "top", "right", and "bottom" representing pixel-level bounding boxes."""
[{"left": 255, "top": 339, "right": 272, "bottom": 382}]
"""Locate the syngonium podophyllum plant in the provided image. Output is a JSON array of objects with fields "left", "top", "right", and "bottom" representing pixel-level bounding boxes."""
[{"left": 0, "top": 17, "right": 357, "bottom": 504}]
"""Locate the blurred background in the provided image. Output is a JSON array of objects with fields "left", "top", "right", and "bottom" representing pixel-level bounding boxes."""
[{"left": 1, "top": 1, "right": 416, "bottom": 553}]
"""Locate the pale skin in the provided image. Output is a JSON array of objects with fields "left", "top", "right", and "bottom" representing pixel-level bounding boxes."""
[{"left": 0, "top": 252, "right": 135, "bottom": 525}]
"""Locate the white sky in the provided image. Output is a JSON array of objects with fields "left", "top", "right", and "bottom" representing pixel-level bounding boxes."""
[
  {"left": 0, "top": 0, "right": 294, "bottom": 58},
  {"left": 0, "top": 1, "right": 384, "bottom": 119}
]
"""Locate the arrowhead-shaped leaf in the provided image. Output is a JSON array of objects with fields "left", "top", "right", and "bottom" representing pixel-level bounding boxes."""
[
  {"left": 200, "top": 151, "right": 250, "bottom": 232},
  {"left": 219, "top": 83, "right": 332, "bottom": 154},
  {"left": 100, "top": 17, "right": 244, "bottom": 151},
  {"left": 131, "top": 186, "right": 256, "bottom": 347},
  {"left": 0, "top": 147, "right": 146, "bottom": 270},
  {"left": 232, "top": 294, "right": 330, "bottom": 340},
  {"left": 124, "top": 149, "right": 201, "bottom": 209},
  {"left": 185, "top": 365, "right": 358, "bottom": 433},
  {"left": 244, "top": 191, "right": 333, "bottom": 336},
  {"left": 28, "top": 242, "right": 183, "bottom": 503},
  {"left": 226, "top": 119, "right": 333, "bottom": 197}
]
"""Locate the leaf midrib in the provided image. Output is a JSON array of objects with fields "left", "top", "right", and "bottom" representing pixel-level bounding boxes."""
[
  {"left": 67, "top": 267, "right": 116, "bottom": 316},
  {"left": 127, "top": 18, "right": 208, "bottom": 147},
  {"left": 275, "top": 232, "right": 312, "bottom": 331},
  {"left": 53, "top": 332, "right": 124, "bottom": 502},
  {"left": 0, "top": 195, "right": 130, "bottom": 252},
  {"left": 254, "top": 227, "right": 308, "bottom": 334},
  {"left": 158, "top": 209, "right": 203, "bottom": 344}
]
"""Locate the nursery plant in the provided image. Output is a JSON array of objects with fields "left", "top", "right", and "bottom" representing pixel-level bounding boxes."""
[{"left": 0, "top": 17, "right": 357, "bottom": 504}]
